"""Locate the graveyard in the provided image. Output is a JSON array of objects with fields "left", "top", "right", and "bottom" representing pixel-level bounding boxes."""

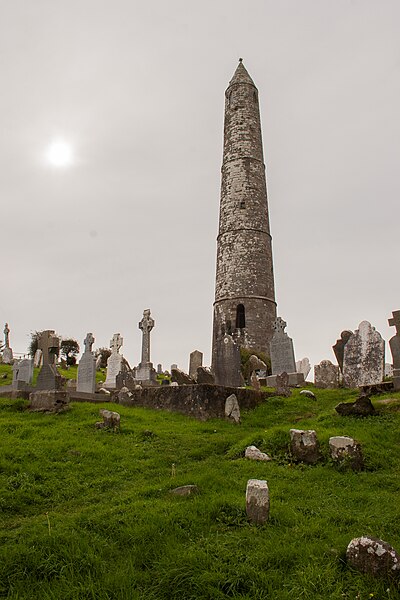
[{"left": 1, "top": 357, "right": 400, "bottom": 599}]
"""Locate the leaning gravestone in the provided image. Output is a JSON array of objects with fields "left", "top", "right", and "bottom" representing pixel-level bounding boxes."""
[
  {"left": 77, "top": 333, "right": 97, "bottom": 394},
  {"left": 388, "top": 310, "right": 400, "bottom": 391},
  {"left": 2, "top": 323, "right": 13, "bottom": 364},
  {"left": 104, "top": 333, "right": 123, "bottom": 389},
  {"left": 213, "top": 334, "right": 243, "bottom": 387},
  {"left": 224, "top": 393, "right": 241, "bottom": 423},
  {"left": 270, "top": 317, "right": 296, "bottom": 375},
  {"left": 332, "top": 330, "right": 353, "bottom": 374},
  {"left": 314, "top": 360, "right": 339, "bottom": 389},
  {"left": 189, "top": 350, "right": 203, "bottom": 379},
  {"left": 35, "top": 330, "right": 62, "bottom": 390},
  {"left": 342, "top": 321, "right": 385, "bottom": 388}
]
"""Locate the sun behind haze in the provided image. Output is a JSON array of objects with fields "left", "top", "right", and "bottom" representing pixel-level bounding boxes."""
[{"left": 46, "top": 139, "right": 73, "bottom": 167}]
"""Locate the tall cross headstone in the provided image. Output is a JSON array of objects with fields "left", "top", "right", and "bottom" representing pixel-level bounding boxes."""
[
  {"left": 77, "top": 332, "right": 97, "bottom": 394},
  {"left": 270, "top": 317, "right": 296, "bottom": 375},
  {"left": 2, "top": 322, "right": 13, "bottom": 364},
  {"left": 136, "top": 309, "right": 157, "bottom": 384},
  {"left": 104, "top": 333, "right": 123, "bottom": 389},
  {"left": 388, "top": 310, "right": 400, "bottom": 390},
  {"left": 36, "top": 330, "right": 62, "bottom": 389}
]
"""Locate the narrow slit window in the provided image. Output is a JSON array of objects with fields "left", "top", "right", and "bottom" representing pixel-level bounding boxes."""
[
  {"left": 236, "top": 304, "right": 246, "bottom": 329},
  {"left": 240, "top": 201, "right": 246, "bottom": 209}
]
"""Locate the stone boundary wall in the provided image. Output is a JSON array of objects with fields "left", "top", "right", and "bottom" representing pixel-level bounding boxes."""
[{"left": 117, "top": 384, "right": 271, "bottom": 420}]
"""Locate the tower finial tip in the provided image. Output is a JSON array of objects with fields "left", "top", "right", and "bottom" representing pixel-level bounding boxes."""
[{"left": 239, "top": 57, "right": 243, "bottom": 63}]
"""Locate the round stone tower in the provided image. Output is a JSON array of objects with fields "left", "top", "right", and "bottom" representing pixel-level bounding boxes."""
[{"left": 212, "top": 60, "right": 277, "bottom": 367}]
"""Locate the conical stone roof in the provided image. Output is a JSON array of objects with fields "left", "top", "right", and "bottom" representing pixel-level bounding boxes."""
[{"left": 228, "top": 59, "right": 255, "bottom": 87}]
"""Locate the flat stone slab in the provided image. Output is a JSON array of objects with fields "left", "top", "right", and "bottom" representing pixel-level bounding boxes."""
[
  {"left": 29, "top": 390, "right": 69, "bottom": 413},
  {"left": 170, "top": 485, "right": 199, "bottom": 496}
]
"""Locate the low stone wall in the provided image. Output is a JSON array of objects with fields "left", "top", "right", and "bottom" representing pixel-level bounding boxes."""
[{"left": 117, "top": 384, "right": 271, "bottom": 420}]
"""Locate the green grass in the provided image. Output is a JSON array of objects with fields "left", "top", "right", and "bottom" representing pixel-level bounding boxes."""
[{"left": 0, "top": 384, "right": 400, "bottom": 599}]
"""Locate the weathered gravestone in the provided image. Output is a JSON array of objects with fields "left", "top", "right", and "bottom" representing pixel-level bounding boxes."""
[
  {"left": 189, "top": 350, "right": 203, "bottom": 379},
  {"left": 332, "top": 330, "right": 353, "bottom": 374},
  {"left": 314, "top": 360, "right": 339, "bottom": 389},
  {"left": 388, "top": 310, "right": 400, "bottom": 391},
  {"left": 224, "top": 393, "right": 241, "bottom": 423},
  {"left": 329, "top": 436, "right": 364, "bottom": 471},
  {"left": 246, "top": 479, "right": 269, "bottom": 525},
  {"left": 2, "top": 323, "right": 13, "bottom": 364},
  {"left": 250, "top": 371, "right": 261, "bottom": 391},
  {"left": 136, "top": 309, "right": 157, "bottom": 385},
  {"left": 290, "top": 429, "right": 320, "bottom": 464},
  {"left": 296, "top": 357, "right": 311, "bottom": 380},
  {"left": 33, "top": 349, "right": 43, "bottom": 368},
  {"left": 12, "top": 358, "right": 33, "bottom": 389},
  {"left": 104, "top": 333, "right": 123, "bottom": 389},
  {"left": 157, "top": 363, "right": 163, "bottom": 375},
  {"left": 36, "top": 330, "right": 62, "bottom": 390},
  {"left": 196, "top": 366, "right": 215, "bottom": 385},
  {"left": 77, "top": 333, "right": 97, "bottom": 394},
  {"left": 346, "top": 536, "right": 400, "bottom": 578},
  {"left": 275, "top": 371, "right": 291, "bottom": 397},
  {"left": 342, "top": 321, "right": 385, "bottom": 388},
  {"left": 213, "top": 334, "right": 243, "bottom": 387},
  {"left": 270, "top": 317, "right": 296, "bottom": 375}
]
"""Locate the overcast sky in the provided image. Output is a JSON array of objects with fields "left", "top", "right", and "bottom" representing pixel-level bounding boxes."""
[{"left": 1, "top": 0, "right": 399, "bottom": 374}]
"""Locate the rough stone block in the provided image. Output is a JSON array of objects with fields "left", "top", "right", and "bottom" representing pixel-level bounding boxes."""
[
  {"left": 346, "top": 536, "right": 400, "bottom": 577},
  {"left": 329, "top": 436, "right": 364, "bottom": 470},
  {"left": 29, "top": 390, "right": 69, "bottom": 412},
  {"left": 246, "top": 479, "right": 269, "bottom": 525},
  {"left": 290, "top": 429, "right": 320, "bottom": 464}
]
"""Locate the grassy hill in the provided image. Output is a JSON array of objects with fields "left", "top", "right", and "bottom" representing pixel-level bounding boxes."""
[{"left": 0, "top": 372, "right": 399, "bottom": 599}]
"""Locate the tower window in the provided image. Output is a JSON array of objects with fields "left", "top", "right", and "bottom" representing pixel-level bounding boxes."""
[
  {"left": 240, "top": 201, "right": 246, "bottom": 209},
  {"left": 236, "top": 304, "right": 246, "bottom": 329}
]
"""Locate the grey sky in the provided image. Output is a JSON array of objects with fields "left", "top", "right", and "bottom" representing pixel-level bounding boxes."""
[{"left": 2, "top": 0, "right": 399, "bottom": 373}]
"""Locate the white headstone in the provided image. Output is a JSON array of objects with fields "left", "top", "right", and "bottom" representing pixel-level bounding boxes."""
[
  {"left": 296, "top": 357, "right": 311, "bottom": 379},
  {"left": 104, "top": 333, "right": 123, "bottom": 389},
  {"left": 343, "top": 321, "right": 385, "bottom": 388},
  {"left": 77, "top": 333, "right": 97, "bottom": 394}
]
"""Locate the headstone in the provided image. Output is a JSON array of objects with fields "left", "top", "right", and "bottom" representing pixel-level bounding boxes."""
[
  {"left": 77, "top": 333, "right": 97, "bottom": 394},
  {"left": 342, "top": 321, "right": 385, "bottom": 388},
  {"left": 157, "top": 363, "right": 163, "bottom": 375},
  {"left": 295, "top": 357, "right": 311, "bottom": 380},
  {"left": 388, "top": 310, "right": 400, "bottom": 391},
  {"left": 213, "top": 334, "right": 243, "bottom": 387},
  {"left": 104, "top": 333, "right": 123, "bottom": 389},
  {"left": 171, "top": 368, "right": 195, "bottom": 385},
  {"left": 314, "top": 360, "right": 339, "bottom": 388},
  {"left": 12, "top": 358, "right": 33, "bottom": 388},
  {"left": 95, "top": 409, "right": 120, "bottom": 431},
  {"left": 329, "top": 436, "right": 364, "bottom": 470},
  {"left": 36, "top": 330, "right": 62, "bottom": 390},
  {"left": 289, "top": 429, "right": 320, "bottom": 464},
  {"left": 275, "top": 371, "right": 291, "bottom": 397},
  {"left": 250, "top": 371, "right": 261, "bottom": 391},
  {"left": 246, "top": 479, "right": 269, "bottom": 525},
  {"left": 248, "top": 355, "right": 267, "bottom": 373},
  {"left": 2, "top": 323, "right": 13, "bottom": 364},
  {"left": 346, "top": 537, "right": 400, "bottom": 577},
  {"left": 270, "top": 317, "right": 296, "bottom": 375},
  {"left": 33, "top": 349, "right": 43, "bottom": 368},
  {"left": 189, "top": 350, "right": 203, "bottom": 379},
  {"left": 196, "top": 366, "right": 215, "bottom": 385},
  {"left": 225, "top": 393, "right": 240, "bottom": 423},
  {"left": 245, "top": 446, "right": 271, "bottom": 462},
  {"left": 171, "top": 364, "right": 178, "bottom": 371},
  {"left": 95, "top": 355, "right": 102, "bottom": 370},
  {"left": 136, "top": 309, "right": 157, "bottom": 384},
  {"left": 170, "top": 485, "right": 199, "bottom": 496},
  {"left": 29, "top": 390, "right": 69, "bottom": 412},
  {"left": 332, "top": 330, "right": 353, "bottom": 374}
]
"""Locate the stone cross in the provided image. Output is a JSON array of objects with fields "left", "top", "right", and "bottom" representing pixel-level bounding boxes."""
[
  {"left": 139, "top": 309, "right": 155, "bottom": 364},
  {"left": 38, "top": 330, "right": 60, "bottom": 366},
  {"left": 110, "top": 333, "right": 123, "bottom": 354},
  {"left": 272, "top": 317, "right": 286, "bottom": 335},
  {"left": 84, "top": 332, "right": 95, "bottom": 353},
  {"left": 388, "top": 310, "right": 400, "bottom": 335},
  {"left": 4, "top": 323, "right": 10, "bottom": 348}
]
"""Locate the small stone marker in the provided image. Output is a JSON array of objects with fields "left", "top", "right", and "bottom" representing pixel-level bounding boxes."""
[
  {"left": 171, "top": 364, "right": 178, "bottom": 371},
  {"left": 290, "top": 429, "right": 320, "bottom": 464},
  {"left": 104, "top": 333, "right": 123, "bottom": 389},
  {"left": 270, "top": 317, "right": 296, "bottom": 375},
  {"left": 275, "top": 371, "right": 291, "bottom": 397},
  {"left": 225, "top": 393, "right": 241, "bottom": 423},
  {"left": 189, "top": 350, "right": 203, "bottom": 379},
  {"left": 213, "top": 333, "right": 243, "bottom": 387},
  {"left": 157, "top": 363, "right": 163, "bottom": 375},
  {"left": 388, "top": 310, "right": 400, "bottom": 391},
  {"left": 296, "top": 357, "right": 311, "bottom": 379},
  {"left": 77, "top": 332, "right": 97, "bottom": 394},
  {"left": 2, "top": 322, "right": 13, "bottom": 364},
  {"left": 314, "top": 360, "right": 339, "bottom": 388},
  {"left": 246, "top": 479, "right": 269, "bottom": 525},
  {"left": 346, "top": 536, "right": 400, "bottom": 577},
  {"left": 299, "top": 389, "right": 316, "bottom": 400},
  {"left": 95, "top": 409, "right": 120, "bottom": 431},
  {"left": 245, "top": 446, "right": 271, "bottom": 462},
  {"left": 170, "top": 485, "right": 199, "bottom": 496},
  {"left": 329, "top": 436, "right": 364, "bottom": 470},
  {"left": 342, "top": 321, "right": 385, "bottom": 388},
  {"left": 332, "top": 330, "right": 353, "bottom": 374}
]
